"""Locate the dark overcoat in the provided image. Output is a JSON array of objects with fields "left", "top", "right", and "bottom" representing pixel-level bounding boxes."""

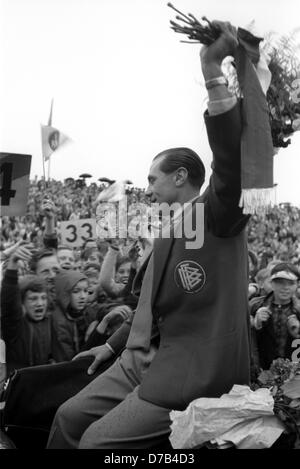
[{"left": 109, "top": 103, "right": 251, "bottom": 410}]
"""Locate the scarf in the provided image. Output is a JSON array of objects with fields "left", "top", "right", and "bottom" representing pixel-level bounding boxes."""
[{"left": 235, "top": 28, "right": 275, "bottom": 215}]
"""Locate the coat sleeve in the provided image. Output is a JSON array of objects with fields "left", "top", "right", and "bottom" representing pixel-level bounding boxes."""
[
  {"left": 106, "top": 314, "right": 133, "bottom": 355},
  {"left": 204, "top": 102, "right": 250, "bottom": 237},
  {"left": 99, "top": 248, "right": 124, "bottom": 298},
  {"left": 0, "top": 269, "right": 23, "bottom": 345},
  {"left": 43, "top": 233, "right": 58, "bottom": 250}
]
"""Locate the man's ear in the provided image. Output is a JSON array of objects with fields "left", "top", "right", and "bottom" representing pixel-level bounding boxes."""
[{"left": 175, "top": 167, "right": 188, "bottom": 187}]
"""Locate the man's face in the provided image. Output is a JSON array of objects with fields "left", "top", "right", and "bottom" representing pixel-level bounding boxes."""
[
  {"left": 57, "top": 248, "right": 75, "bottom": 270},
  {"left": 85, "top": 240, "right": 97, "bottom": 250},
  {"left": 86, "top": 252, "right": 101, "bottom": 265},
  {"left": 23, "top": 290, "right": 48, "bottom": 321},
  {"left": 70, "top": 279, "right": 89, "bottom": 313},
  {"left": 36, "top": 255, "right": 60, "bottom": 281},
  {"left": 272, "top": 278, "right": 297, "bottom": 303},
  {"left": 36, "top": 255, "right": 60, "bottom": 295},
  {"left": 146, "top": 157, "right": 177, "bottom": 204}
]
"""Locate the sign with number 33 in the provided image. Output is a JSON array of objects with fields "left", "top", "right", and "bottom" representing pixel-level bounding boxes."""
[{"left": 59, "top": 219, "right": 96, "bottom": 247}]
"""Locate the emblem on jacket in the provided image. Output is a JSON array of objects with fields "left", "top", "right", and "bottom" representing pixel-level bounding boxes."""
[{"left": 174, "top": 261, "right": 206, "bottom": 293}]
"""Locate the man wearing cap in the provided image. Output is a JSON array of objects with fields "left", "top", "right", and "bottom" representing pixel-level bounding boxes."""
[{"left": 250, "top": 262, "right": 300, "bottom": 370}]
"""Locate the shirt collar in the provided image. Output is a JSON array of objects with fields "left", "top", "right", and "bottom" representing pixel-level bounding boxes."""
[{"left": 171, "top": 194, "right": 200, "bottom": 226}]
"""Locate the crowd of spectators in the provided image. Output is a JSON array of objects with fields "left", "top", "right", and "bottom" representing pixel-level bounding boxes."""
[
  {"left": 247, "top": 203, "right": 300, "bottom": 273},
  {"left": 1, "top": 176, "right": 300, "bottom": 381},
  {"left": 0, "top": 177, "right": 148, "bottom": 250}
]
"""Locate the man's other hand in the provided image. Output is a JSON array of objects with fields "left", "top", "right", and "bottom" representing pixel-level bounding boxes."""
[{"left": 72, "top": 344, "right": 114, "bottom": 375}]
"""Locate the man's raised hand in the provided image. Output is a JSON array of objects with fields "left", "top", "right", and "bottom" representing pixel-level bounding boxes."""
[
  {"left": 7, "top": 241, "right": 35, "bottom": 265},
  {"left": 200, "top": 20, "right": 238, "bottom": 67},
  {"left": 41, "top": 198, "right": 56, "bottom": 219}
]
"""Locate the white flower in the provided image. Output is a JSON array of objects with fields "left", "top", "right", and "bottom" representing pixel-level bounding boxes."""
[{"left": 292, "top": 116, "right": 300, "bottom": 131}]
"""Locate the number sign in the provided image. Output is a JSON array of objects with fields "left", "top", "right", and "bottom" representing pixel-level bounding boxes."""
[
  {"left": 0, "top": 153, "right": 32, "bottom": 216},
  {"left": 60, "top": 218, "right": 96, "bottom": 247}
]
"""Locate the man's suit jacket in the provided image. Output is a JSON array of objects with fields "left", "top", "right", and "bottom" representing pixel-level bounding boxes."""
[{"left": 108, "top": 102, "right": 251, "bottom": 410}]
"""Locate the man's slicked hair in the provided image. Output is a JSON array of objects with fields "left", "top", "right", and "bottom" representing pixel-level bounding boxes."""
[{"left": 154, "top": 147, "right": 205, "bottom": 190}]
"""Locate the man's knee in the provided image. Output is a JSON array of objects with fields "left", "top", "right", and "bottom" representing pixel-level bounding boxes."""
[
  {"left": 47, "top": 397, "right": 85, "bottom": 449},
  {"left": 78, "top": 422, "right": 105, "bottom": 449},
  {"left": 53, "top": 395, "right": 81, "bottom": 429}
]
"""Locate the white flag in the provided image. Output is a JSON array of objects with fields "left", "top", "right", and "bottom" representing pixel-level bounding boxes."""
[
  {"left": 41, "top": 125, "right": 71, "bottom": 161},
  {"left": 41, "top": 99, "right": 71, "bottom": 161}
]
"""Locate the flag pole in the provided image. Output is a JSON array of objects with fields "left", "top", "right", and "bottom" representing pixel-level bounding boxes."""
[
  {"left": 42, "top": 142, "right": 46, "bottom": 182},
  {"left": 43, "top": 99, "right": 53, "bottom": 190},
  {"left": 47, "top": 98, "right": 54, "bottom": 183},
  {"left": 48, "top": 155, "right": 51, "bottom": 181},
  {"left": 48, "top": 98, "right": 54, "bottom": 126}
]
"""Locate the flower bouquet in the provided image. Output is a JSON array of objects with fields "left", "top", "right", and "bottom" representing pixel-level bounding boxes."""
[
  {"left": 252, "top": 358, "right": 300, "bottom": 448},
  {"left": 169, "top": 359, "right": 300, "bottom": 449},
  {"left": 167, "top": 2, "right": 300, "bottom": 150}
]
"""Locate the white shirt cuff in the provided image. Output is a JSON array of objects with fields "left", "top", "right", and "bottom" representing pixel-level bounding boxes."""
[{"left": 105, "top": 342, "right": 116, "bottom": 355}]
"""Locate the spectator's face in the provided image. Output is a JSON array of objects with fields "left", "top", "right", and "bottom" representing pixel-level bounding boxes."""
[
  {"left": 115, "top": 262, "right": 131, "bottom": 285},
  {"left": 146, "top": 157, "right": 177, "bottom": 204},
  {"left": 23, "top": 290, "right": 48, "bottom": 321},
  {"left": 70, "top": 279, "right": 89, "bottom": 312},
  {"left": 85, "top": 240, "right": 97, "bottom": 250},
  {"left": 36, "top": 256, "right": 60, "bottom": 292},
  {"left": 271, "top": 278, "right": 297, "bottom": 303},
  {"left": 87, "top": 276, "right": 99, "bottom": 302},
  {"left": 85, "top": 267, "right": 100, "bottom": 278},
  {"left": 73, "top": 260, "right": 83, "bottom": 271},
  {"left": 85, "top": 251, "right": 102, "bottom": 267},
  {"left": 57, "top": 248, "right": 75, "bottom": 270}
]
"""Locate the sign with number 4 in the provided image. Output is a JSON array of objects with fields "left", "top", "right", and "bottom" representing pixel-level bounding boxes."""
[{"left": 0, "top": 153, "right": 32, "bottom": 216}]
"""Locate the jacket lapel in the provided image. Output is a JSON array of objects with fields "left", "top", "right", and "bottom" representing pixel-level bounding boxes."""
[
  {"left": 151, "top": 226, "right": 176, "bottom": 306},
  {"left": 131, "top": 253, "right": 152, "bottom": 297},
  {"left": 151, "top": 196, "right": 203, "bottom": 305}
]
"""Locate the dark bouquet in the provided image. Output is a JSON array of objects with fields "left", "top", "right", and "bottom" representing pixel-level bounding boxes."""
[
  {"left": 168, "top": 3, "right": 300, "bottom": 150},
  {"left": 252, "top": 358, "right": 300, "bottom": 448}
]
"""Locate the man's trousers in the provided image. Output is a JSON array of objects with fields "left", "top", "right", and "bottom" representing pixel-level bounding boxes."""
[{"left": 46, "top": 347, "right": 172, "bottom": 449}]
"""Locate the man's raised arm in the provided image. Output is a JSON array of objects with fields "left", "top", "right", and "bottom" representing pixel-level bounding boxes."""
[{"left": 200, "top": 21, "right": 248, "bottom": 236}]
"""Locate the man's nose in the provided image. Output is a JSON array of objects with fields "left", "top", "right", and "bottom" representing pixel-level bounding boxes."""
[{"left": 145, "top": 186, "right": 152, "bottom": 197}]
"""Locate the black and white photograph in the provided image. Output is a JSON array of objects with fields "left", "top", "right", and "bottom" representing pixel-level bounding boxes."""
[{"left": 1, "top": 0, "right": 300, "bottom": 453}]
